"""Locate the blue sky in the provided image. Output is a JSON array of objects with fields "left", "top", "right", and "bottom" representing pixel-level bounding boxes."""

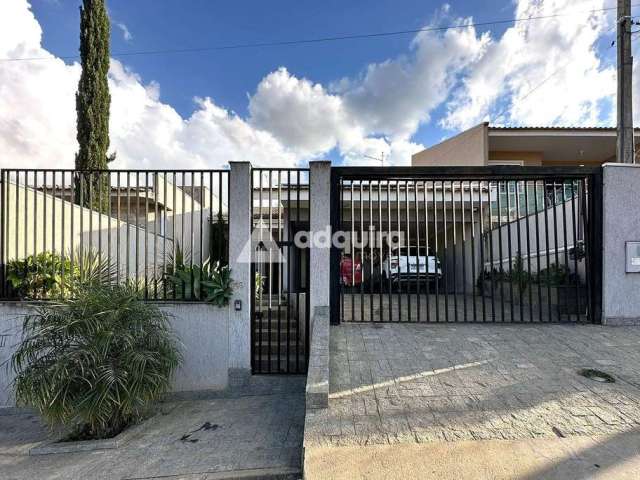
[
  {"left": 31, "top": 0, "right": 516, "bottom": 149},
  {"left": 0, "top": 0, "right": 626, "bottom": 169}
]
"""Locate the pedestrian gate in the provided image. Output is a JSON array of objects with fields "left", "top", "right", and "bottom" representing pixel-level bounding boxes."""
[{"left": 251, "top": 168, "right": 310, "bottom": 374}]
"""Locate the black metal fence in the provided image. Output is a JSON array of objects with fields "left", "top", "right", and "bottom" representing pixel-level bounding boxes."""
[
  {"left": 330, "top": 166, "right": 602, "bottom": 324},
  {"left": 251, "top": 168, "right": 310, "bottom": 374},
  {"left": 0, "top": 169, "right": 229, "bottom": 301}
]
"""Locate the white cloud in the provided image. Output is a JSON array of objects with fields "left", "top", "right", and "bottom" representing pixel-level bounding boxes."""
[
  {"left": 115, "top": 22, "right": 132, "bottom": 42},
  {"left": 247, "top": 18, "right": 487, "bottom": 163},
  {"left": 107, "top": 61, "right": 297, "bottom": 169},
  {"left": 0, "top": 0, "right": 626, "bottom": 172},
  {"left": 0, "top": 0, "right": 80, "bottom": 169},
  {"left": 442, "top": 0, "right": 616, "bottom": 130},
  {"left": 248, "top": 68, "right": 351, "bottom": 157},
  {"left": 341, "top": 21, "right": 488, "bottom": 139},
  {"left": 0, "top": 0, "right": 298, "bottom": 170}
]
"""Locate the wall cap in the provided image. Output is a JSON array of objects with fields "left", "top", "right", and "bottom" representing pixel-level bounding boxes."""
[{"left": 602, "top": 162, "right": 640, "bottom": 168}]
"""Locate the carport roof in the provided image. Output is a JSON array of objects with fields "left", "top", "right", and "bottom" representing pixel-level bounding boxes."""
[{"left": 488, "top": 125, "right": 640, "bottom": 163}]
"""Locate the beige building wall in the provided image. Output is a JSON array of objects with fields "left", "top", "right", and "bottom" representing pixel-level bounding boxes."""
[
  {"left": 412, "top": 123, "right": 488, "bottom": 166},
  {"left": 0, "top": 182, "right": 215, "bottom": 282},
  {"left": 488, "top": 151, "right": 543, "bottom": 166}
]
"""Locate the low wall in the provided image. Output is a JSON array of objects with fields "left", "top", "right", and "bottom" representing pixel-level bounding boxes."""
[
  {"left": 0, "top": 302, "right": 230, "bottom": 409},
  {"left": 305, "top": 306, "right": 329, "bottom": 410},
  {"left": 603, "top": 164, "right": 640, "bottom": 325}
]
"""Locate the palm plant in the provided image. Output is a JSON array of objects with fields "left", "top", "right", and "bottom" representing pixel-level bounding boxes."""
[
  {"left": 11, "top": 283, "right": 182, "bottom": 440},
  {"left": 69, "top": 247, "right": 118, "bottom": 289}
]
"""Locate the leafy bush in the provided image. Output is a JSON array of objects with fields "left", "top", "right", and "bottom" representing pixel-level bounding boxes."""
[
  {"left": 508, "top": 253, "right": 530, "bottom": 290},
  {"left": 7, "top": 252, "right": 72, "bottom": 299},
  {"left": 6, "top": 249, "right": 117, "bottom": 300},
  {"left": 11, "top": 283, "right": 182, "bottom": 440},
  {"left": 164, "top": 245, "right": 233, "bottom": 306},
  {"left": 538, "top": 263, "right": 571, "bottom": 286}
]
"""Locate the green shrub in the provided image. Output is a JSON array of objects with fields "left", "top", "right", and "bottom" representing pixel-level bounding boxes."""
[
  {"left": 7, "top": 252, "right": 73, "bottom": 299},
  {"left": 538, "top": 263, "right": 571, "bottom": 286},
  {"left": 164, "top": 245, "right": 233, "bottom": 306},
  {"left": 508, "top": 253, "right": 530, "bottom": 290},
  {"left": 11, "top": 283, "right": 182, "bottom": 440},
  {"left": 6, "top": 250, "right": 117, "bottom": 300}
]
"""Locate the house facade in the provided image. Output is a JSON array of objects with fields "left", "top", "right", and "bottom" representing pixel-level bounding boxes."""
[{"left": 412, "top": 123, "right": 640, "bottom": 167}]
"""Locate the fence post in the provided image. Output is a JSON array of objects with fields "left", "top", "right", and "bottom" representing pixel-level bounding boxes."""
[
  {"left": 0, "top": 169, "right": 4, "bottom": 299},
  {"left": 602, "top": 163, "right": 640, "bottom": 325},
  {"left": 228, "top": 162, "right": 252, "bottom": 372},
  {"left": 309, "top": 161, "right": 332, "bottom": 326}
]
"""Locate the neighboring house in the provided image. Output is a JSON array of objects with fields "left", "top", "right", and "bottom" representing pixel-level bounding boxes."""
[
  {"left": 3, "top": 173, "right": 227, "bottom": 284},
  {"left": 409, "top": 123, "right": 630, "bottom": 290},
  {"left": 412, "top": 122, "right": 640, "bottom": 167}
]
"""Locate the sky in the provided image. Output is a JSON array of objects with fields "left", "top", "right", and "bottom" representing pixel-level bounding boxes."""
[{"left": 0, "top": 0, "right": 635, "bottom": 170}]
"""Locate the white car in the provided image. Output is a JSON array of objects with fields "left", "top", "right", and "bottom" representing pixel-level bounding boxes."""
[{"left": 382, "top": 247, "right": 442, "bottom": 289}]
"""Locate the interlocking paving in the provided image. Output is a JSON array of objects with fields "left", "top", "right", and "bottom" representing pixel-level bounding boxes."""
[{"left": 304, "top": 323, "right": 640, "bottom": 447}]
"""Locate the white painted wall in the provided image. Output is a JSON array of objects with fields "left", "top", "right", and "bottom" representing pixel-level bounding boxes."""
[
  {"left": 0, "top": 302, "right": 230, "bottom": 409},
  {"left": 483, "top": 196, "right": 585, "bottom": 282},
  {"left": 602, "top": 164, "right": 640, "bottom": 325}
]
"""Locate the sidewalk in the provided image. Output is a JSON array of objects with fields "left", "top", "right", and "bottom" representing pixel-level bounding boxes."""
[
  {"left": 0, "top": 375, "right": 305, "bottom": 480},
  {"left": 305, "top": 430, "right": 640, "bottom": 480}
]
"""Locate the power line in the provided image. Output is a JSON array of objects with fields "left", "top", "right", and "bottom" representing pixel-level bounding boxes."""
[
  {"left": 2, "top": 3, "right": 636, "bottom": 63},
  {"left": 491, "top": 19, "right": 633, "bottom": 125}
]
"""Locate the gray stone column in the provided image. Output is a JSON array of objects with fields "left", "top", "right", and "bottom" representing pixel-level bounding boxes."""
[
  {"left": 228, "top": 161, "right": 252, "bottom": 370},
  {"left": 309, "top": 161, "right": 332, "bottom": 320},
  {"left": 602, "top": 163, "right": 640, "bottom": 325}
]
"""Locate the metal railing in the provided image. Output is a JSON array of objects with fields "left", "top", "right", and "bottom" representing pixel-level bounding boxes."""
[{"left": 0, "top": 169, "right": 229, "bottom": 301}]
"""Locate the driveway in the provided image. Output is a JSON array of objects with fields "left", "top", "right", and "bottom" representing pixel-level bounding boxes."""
[{"left": 304, "top": 323, "right": 640, "bottom": 478}]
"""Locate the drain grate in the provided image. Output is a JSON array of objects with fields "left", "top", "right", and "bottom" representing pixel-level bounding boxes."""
[{"left": 578, "top": 368, "right": 615, "bottom": 383}]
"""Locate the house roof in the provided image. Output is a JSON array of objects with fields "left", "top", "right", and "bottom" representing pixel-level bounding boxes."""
[
  {"left": 487, "top": 125, "right": 640, "bottom": 162},
  {"left": 489, "top": 125, "right": 640, "bottom": 135}
]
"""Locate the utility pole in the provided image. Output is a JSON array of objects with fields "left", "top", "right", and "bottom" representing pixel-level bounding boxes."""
[{"left": 617, "top": 0, "right": 635, "bottom": 163}]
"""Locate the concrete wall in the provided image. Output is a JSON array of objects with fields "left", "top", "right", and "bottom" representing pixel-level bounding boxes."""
[
  {"left": 0, "top": 303, "right": 24, "bottom": 408},
  {"left": 160, "top": 303, "right": 229, "bottom": 393},
  {"left": 603, "top": 164, "right": 640, "bottom": 325},
  {"left": 483, "top": 197, "right": 585, "bottom": 282},
  {"left": 0, "top": 302, "right": 230, "bottom": 409},
  {"left": 309, "top": 161, "right": 331, "bottom": 319},
  {"left": 412, "top": 123, "right": 488, "bottom": 166},
  {"left": 227, "top": 162, "right": 252, "bottom": 371}
]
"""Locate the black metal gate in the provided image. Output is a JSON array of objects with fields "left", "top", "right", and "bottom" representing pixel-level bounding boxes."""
[
  {"left": 330, "top": 166, "right": 602, "bottom": 324},
  {"left": 251, "top": 168, "right": 310, "bottom": 374}
]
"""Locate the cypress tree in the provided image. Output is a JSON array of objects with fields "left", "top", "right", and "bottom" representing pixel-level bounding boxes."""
[{"left": 75, "top": 0, "right": 113, "bottom": 211}]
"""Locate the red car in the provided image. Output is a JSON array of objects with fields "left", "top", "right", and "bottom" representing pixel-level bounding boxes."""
[{"left": 340, "top": 255, "right": 362, "bottom": 287}]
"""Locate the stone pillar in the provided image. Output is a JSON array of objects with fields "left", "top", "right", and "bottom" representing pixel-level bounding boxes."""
[
  {"left": 602, "top": 163, "right": 640, "bottom": 325},
  {"left": 228, "top": 162, "right": 252, "bottom": 370},
  {"left": 309, "top": 161, "right": 332, "bottom": 321}
]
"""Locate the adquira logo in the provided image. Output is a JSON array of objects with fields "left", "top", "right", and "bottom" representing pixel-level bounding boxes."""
[{"left": 238, "top": 223, "right": 405, "bottom": 264}]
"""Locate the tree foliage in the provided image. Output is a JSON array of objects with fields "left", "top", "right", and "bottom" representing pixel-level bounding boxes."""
[{"left": 75, "top": 0, "right": 113, "bottom": 211}]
